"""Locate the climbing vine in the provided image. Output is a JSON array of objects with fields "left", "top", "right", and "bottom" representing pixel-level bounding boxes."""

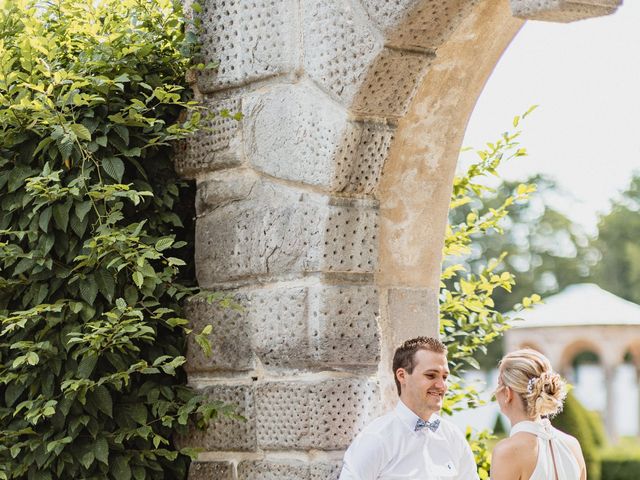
[
  {"left": 440, "top": 107, "right": 542, "bottom": 478},
  {"left": 0, "top": 0, "right": 227, "bottom": 478}
]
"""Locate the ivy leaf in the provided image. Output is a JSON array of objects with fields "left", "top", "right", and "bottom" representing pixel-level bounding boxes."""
[
  {"left": 79, "top": 275, "right": 98, "bottom": 304},
  {"left": 95, "top": 269, "right": 116, "bottom": 302},
  {"left": 58, "top": 133, "right": 75, "bottom": 161},
  {"left": 112, "top": 456, "right": 132, "bottom": 480},
  {"left": 102, "top": 157, "right": 125, "bottom": 182},
  {"left": 92, "top": 385, "right": 113, "bottom": 418},
  {"left": 53, "top": 202, "right": 71, "bottom": 232},
  {"left": 39, "top": 207, "right": 52, "bottom": 232},
  {"left": 74, "top": 200, "right": 93, "bottom": 221},
  {"left": 132, "top": 271, "right": 144, "bottom": 288},
  {"left": 77, "top": 354, "right": 98, "bottom": 379},
  {"left": 69, "top": 124, "right": 92, "bottom": 142}
]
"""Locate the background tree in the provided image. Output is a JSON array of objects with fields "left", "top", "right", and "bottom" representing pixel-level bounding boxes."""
[{"left": 592, "top": 173, "right": 640, "bottom": 303}]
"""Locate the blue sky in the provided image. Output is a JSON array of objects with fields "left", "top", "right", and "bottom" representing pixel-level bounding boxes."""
[{"left": 463, "top": 1, "right": 640, "bottom": 234}]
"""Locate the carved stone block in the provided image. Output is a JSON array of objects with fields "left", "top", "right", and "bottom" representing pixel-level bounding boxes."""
[
  {"left": 189, "top": 461, "right": 234, "bottom": 480},
  {"left": 510, "top": 0, "right": 620, "bottom": 22},
  {"left": 186, "top": 384, "right": 256, "bottom": 451},
  {"left": 184, "top": 293, "right": 254, "bottom": 372},
  {"left": 255, "top": 378, "right": 380, "bottom": 450},
  {"left": 195, "top": 176, "right": 378, "bottom": 285},
  {"left": 195, "top": 0, "right": 297, "bottom": 92}
]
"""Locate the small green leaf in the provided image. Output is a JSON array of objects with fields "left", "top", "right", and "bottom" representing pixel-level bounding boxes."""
[
  {"left": 102, "top": 157, "right": 125, "bottom": 182},
  {"left": 132, "top": 271, "right": 144, "bottom": 288},
  {"left": 69, "top": 124, "right": 92, "bottom": 141}
]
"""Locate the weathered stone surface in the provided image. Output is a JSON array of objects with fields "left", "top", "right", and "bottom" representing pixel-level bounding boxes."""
[
  {"left": 175, "top": 97, "right": 243, "bottom": 178},
  {"left": 243, "top": 83, "right": 353, "bottom": 188},
  {"left": 189, "top": 461, "right": 234, "bottom": 480},
  {"left": 510, "top": 0, "right": 621, "bottom": 21},
  {"left": 186, "top": 284, "right": 380, "bottom": 371},
  {"left": 237, "top": 460, "right": 308, "bottom": 480},
  {"left": 310, "top": 461, "right": 342, "bottom": 480},
  {"left": 235, "top": 460, "right": 343, "bottom": 480},
  {"left": 302, "top": 0, "right": 382, "bottom": 106},
  {"left": 361, "top": 0, "right": 479, "bottom": 51},
  {"left": 255, "top": 378, "right": 380, "bottom": 450},
  {"left": 186, "top": 385, "right": 256, "bottom": 451},
  {"left": 307, "top": 285, "right": 380, "bottom": 367},
  {"left": 351, "top": 48, "right": 433, "bottom": 117},
  {"left": 195, "top": 0, "right": 297, "bottom": 92},
  {"left": 185, "top": 293, "right": 254, "bottom": 372},
  {"left": 333, "top": 122, "right": 394, "bottom": 195},
  {"left": 195, "top": 175, "right": 378, "bottom": 285},
  {"left": 243, "top": 83, "right": 393, "bottom": 193}
]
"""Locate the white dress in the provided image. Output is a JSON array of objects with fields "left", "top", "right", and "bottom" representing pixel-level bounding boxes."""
[{"left": 509, "top": 419, "right": 581, "bottom": 480}]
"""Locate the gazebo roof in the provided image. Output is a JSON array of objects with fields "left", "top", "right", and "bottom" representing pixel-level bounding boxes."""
[{"left": 511, "top": 283, "right": 640, "bottom": 328}]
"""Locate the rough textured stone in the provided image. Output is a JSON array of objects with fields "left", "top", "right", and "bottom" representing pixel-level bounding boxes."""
[
  {"left": 243, "top": 83, "right": 353, "bottom": 188},
  {"left": 308, "top": 285, "right": 380, "bottom": 366},
  {"left": 235, "top": 460, "right": 343, "bottom": 480},
  {"left": 256, "top": 378, "right": 380, "bottom": 450},
  {"left": 361, "top": 0, "right": 479, "bottom": 50},
  {"left": 186, "top": 283, "right": 380, "bottom": 371},
  {"left": 332, "top": 122, "right": 394, "bottom": 195},
  {"left": 175, "top": 97, "right": 243, "bottom": 178},
  {"left": 189, "top": 461, "right": 234, "bottom": 480},
  {"left": 186, "top": 384, "right": 256, "bottom": 451},
  {"left": 351, "top": 48, "right": 433, "bottom": 117},
  {"left": 302, "top": 0, "right": 382, "bottom": 106},
  {"left": 195, "top": 175, "right": 378, "bottom": 285},
  {"left": 510, "top": 0, "right": 621, "bottom": 21},
  {"left": 184, "top": 293, "right": 254, "bottom": 372},
  {"left": 243, "top": 83, "right": 393, "bottom": 193},
  {"left": 309, "top": 461, "right": 343, "bottom": 480},
  {"left": 237, "top": 460, "right": 309, "bottom": 480},
  {"left": 195, "top": 0, "right": 297, "bottom": 92}
]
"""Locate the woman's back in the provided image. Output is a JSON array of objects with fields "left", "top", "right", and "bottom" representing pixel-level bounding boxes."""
[{"left": 509, "top": 419, "right": 582, "bottom": 480}]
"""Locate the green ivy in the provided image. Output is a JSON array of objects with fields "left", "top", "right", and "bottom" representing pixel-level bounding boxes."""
[
  {"left": 440, "top": 107, "right": 542, "bottom": 479},
  {"left": 0, "top": 0, "right": 228, "bottom": 478}
]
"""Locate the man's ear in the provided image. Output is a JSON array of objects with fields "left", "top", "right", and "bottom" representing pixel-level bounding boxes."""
[{"left": 395, "top": 368, "right": 406, "bottom": 385}]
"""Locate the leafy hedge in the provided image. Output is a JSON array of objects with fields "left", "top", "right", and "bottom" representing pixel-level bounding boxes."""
[
  {"left": 601, "top": 446, "right": 640, "bottom": 480},
  {"left": 0, "top": 0, "right": 225, "bottom": 478}
]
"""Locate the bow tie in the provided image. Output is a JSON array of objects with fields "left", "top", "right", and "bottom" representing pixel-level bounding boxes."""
[{"left": 415, "top": 418, "right": 440, "bottom": 432}]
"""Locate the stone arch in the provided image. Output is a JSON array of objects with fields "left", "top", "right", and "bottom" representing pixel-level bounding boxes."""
[{"left": 177, "top": 0, "right": 622, "bottom": 477}]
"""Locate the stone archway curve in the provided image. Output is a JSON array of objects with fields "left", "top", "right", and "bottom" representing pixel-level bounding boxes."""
[{"left": 177, "top": 0, "right": 623, "bottom": 478}]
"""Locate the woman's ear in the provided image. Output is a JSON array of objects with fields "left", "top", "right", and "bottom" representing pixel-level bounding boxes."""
[{"left": 504, "top": 386, "right": 513, "bottom": 404}]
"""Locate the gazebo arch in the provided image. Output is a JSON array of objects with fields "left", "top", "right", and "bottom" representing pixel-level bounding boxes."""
[{"left": 178, "top": 2, "right": 623, "bottom": 477}]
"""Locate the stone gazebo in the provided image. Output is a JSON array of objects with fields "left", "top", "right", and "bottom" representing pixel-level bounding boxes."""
[
  {"left": 175, "top": 1, "right": 624, "bottom": 478},
  {"left": 505, "top": 283, "right": 640, "bottom": 440}
]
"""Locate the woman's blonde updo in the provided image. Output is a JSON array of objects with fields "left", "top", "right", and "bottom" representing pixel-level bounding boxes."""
[{"left": 498, "top": 348, "right": 567, "bottom": 418}]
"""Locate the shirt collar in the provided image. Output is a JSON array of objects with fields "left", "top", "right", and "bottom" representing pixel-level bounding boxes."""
[{"left": 395, "top": 400, "right": 441, "bottom": 433}]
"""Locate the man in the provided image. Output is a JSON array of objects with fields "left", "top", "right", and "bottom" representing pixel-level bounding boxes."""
[{"left": 339, "top": 336, "right": 479, "bottom": 479}]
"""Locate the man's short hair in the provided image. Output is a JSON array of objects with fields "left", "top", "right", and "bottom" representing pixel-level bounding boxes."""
[{"left": 392, "top": 336, "right": 447, "bottom": 395}]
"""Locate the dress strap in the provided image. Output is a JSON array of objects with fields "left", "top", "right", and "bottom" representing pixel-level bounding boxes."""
[{"left": 509, "top": 419, "right": 554, "bottom": 441}]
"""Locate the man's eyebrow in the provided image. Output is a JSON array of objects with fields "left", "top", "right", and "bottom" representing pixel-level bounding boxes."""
[{"left": 422, "top": 368, "right": 450, "bottom": 374}]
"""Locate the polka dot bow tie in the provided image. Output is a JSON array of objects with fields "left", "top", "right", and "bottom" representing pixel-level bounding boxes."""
[{"left": 415, "top": 418, "right": 440, "bottom": 432}]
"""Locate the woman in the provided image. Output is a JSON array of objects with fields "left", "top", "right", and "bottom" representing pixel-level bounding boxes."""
[{"left": 491, "top": 348, "right": 587, "bottom": 480}]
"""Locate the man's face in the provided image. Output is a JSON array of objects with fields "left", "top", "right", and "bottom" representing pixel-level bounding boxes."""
[{"left": 397, "top": 349, "right": 449, "bottom": 416}]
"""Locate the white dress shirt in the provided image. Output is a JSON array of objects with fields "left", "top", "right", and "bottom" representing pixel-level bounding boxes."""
[{"left": 339, "top": 400, "right": 479, "bottom": 480}]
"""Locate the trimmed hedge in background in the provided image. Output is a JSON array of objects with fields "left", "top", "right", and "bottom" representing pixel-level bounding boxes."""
[
  {"left": 0, "top": 1, "right": 228, "bottom": 478},
  {"left": 601, "top": 446, "right": 640, "bottom": 480}
]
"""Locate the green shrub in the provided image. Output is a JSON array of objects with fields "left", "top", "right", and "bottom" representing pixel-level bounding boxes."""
[
  {"left": 601, "top": 440, "right": 640, "bottom": 480},
  {"left": 585, "top": 409, "right": 607, "bottom": 449},
  {"left": 0, "top": 1, "right": 227, "bottom": 478},
  {"left": 552, "top": 391, "right": 601, "bottom": 480}
]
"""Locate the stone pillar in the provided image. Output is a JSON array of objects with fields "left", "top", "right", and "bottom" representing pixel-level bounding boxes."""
[
  {"left": 603, "top": 363, "right": 618, "bottom": 442},
  {"left": 176, "top": 0, "right": 623, "bottom": 478}
]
